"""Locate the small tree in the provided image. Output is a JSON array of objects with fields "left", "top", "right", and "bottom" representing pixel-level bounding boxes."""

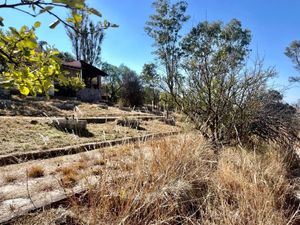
[
  {"left": 179, "top": 19, "right": 255, "bottom": 143},
  {"left": 141, "top": 63, "right": 160, "bottom": 106},
  {"left": 145, "top": 0, "right": 189, "bottom": 96},
  {"left": 119, "top": 66, "right": 144, "bottom": 107},
  {"left": 102, "top": 62, "right": 122, "bottom": 103}
]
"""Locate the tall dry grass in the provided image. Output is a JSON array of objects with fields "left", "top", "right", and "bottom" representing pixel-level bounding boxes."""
[{"left": 68, "top": 133, "right": 296, "bottom": 225}]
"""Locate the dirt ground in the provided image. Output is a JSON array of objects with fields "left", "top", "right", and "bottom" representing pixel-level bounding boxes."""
[{"left": 0, "top": 117, "right": 180, "bottom": 155}]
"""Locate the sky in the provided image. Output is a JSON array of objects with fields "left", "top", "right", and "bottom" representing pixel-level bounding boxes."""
[{"left": 1, "top": 0, "right": 299, "bottom": 103}]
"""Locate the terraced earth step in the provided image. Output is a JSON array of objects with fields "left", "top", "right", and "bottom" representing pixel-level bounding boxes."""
[
  {"left": 0, "top": 176, "right": 98, "bottom": 224},
  {"left": 82, "top": 115, "right": 164, "bottom": 123},
  {"left": 0, "top": 131, "right": 181, "bottom": 167}
]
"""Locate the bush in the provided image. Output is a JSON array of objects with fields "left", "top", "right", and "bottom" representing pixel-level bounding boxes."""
[
  {"left": 120, "top": 70, "right": 144, "bottom": 107},
  {"left": 57, "top": 77, "right": 85, "bottom": 97},
  {"left": 248, "top": 90, "right": 299, "bottom": 147}
]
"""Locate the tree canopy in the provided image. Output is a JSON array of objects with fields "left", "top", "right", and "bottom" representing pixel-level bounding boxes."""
[
  {"left": 0, "top": 0, "right": 116, "bottom": 96},
  {"left": 66, "top": 10, "right": 105, "bottom": 66},
  {"left": 0, "top": 24, "right": 62, "bottom": 96},
  {"left": 145, "top": 0, "right": 189, "bottom": 95},
  {"left": 285, "top": 40, "right": 300, "bottom": 83}
]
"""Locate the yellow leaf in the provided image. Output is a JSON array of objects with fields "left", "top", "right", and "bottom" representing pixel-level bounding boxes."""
[
  {"left": 34, "top": 21, "right": 41, "bottom": 28},
  {"left": 19, "top": 86, "right": 30, "bottom": 95}
]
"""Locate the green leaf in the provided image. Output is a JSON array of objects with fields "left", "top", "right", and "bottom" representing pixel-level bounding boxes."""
[
  {"left": 22, "top": 39, "right": 37, "bottom": 49},
  {"left": 0, "top": 16, "right": 4, "bottom": 26},
  {"left": 9, "top": 27, "right": 19, "bottom": 36},
  {"left": 52, "top": 0, "right": 69, "bottom": 4},
  {"left": 72, "top": 12, "right": 82, "bottom": 24},
  {"left": 49, "top": 20, "right": 60, "bottom": 29},
  {"left": 50, "top": 50, "right": 60, "bottom": 55},
  {"left": 88, "top": 8, "right": 102, "bottom": 17},
  {"left": 34, "top": 21, "right": 41, "bottom": 28},
  {"left": 19, "top": 86, "right": 30, "bottom": 95},
  {"left": 39, "top": 6, "right": 54, "bottom": 14}
]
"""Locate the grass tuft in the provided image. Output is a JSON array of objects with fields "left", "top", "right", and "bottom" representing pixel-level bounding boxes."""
[
  {"left": 58, "top": 166, "right": 79, "bottom": 188},
  {"left": 4, "top": 174, "right": 17, "bottom": 183},
  {"left": 28, "top": 166, "right": 45, "bottom": 178}
]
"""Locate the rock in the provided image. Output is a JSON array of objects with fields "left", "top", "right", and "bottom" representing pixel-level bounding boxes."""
[
  {"left": 117, "top": 119, "right": 140, "bottom": 129},
  {"left": 52, "top": 118, "right": 87, "bottom": 132},
  {"left": 159, "top": 117, "right": 176, "bottom": 126},
  {"left": 59, "top": 103, "right": 76, "bottom": 110},
  {"left": 30, "top": 120, "right": 39, "bottom": 125},
  {"left": 119, "top": 106, "right": 132, "bottom": 112}
]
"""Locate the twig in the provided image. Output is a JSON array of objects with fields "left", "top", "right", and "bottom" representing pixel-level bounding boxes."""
[{"left": 25, "top": 169, "right": 37, "bottom": 209}]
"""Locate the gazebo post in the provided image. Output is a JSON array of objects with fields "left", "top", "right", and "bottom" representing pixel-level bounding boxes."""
[{"left": 97, "top": 75, "right": 101, "bottom": 89}]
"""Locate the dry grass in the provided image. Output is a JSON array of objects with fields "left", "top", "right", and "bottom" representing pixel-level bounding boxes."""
[
  {"left": 0, "top": 97, "right": 150, "bottom": 117},
  {"left": 60, "top": 133, "right": 295, "bottom": 225},
  {"left": 57, "top": 166, "right": 79, "bottom": 188},
  {"left": 93, "top": 158, "right": 106, "bottom": 166},
  {"left": 0, "top": 117, "right": 180, "bottom": 155},
  {"left": 27, "top": 166, "right": 45, "bottom": 178},
  {"left": 4, "top": 174, "right": 17, "bottom": 183},
  {"left": 7, "top": 133, "right": 298, "bottom": 225}
]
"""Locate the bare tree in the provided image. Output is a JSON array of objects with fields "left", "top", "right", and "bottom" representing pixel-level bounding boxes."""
[{"left": 66, "top": 10, "right": 104, "bottom": 66}]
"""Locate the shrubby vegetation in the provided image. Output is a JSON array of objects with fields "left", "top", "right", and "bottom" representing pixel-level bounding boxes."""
[
  {"left": 57, "top": 77, "right": 85, "bottom": 96},
  {"left": 101, "top": 62, "right": 122, "bottom": 103},
  {"left": 145, "top": 0, "right": 299, "bottom": 148},
  {"left": 0, "top": 0, "right": 115, "bottom": 96},
  {"left": 119, "top": 65, "right": 144, "bottom": 107},
  {"left": 141, "top": 63, "right": 160, "bottom": 106},
  {"left": 0, "top": 24, "right": 62, "bottom": 97}
]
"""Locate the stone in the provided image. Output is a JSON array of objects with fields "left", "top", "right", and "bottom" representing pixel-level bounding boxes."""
[
  {"left": 159, "top": 117, "right": 176, "bottom": 126},
  {"left": 52, "top": 118, "right": 87, "bottom": 133},
  {"left": 117, "top": 119, "right": 140, "bottom": 129}
]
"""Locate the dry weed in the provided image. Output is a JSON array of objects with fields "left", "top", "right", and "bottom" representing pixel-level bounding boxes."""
[
  {"left": 68, "top": 133, "right": 295, "bottom": 225},
  {"left": 4, "top": 174, "right": 18, "bottom": 183},
  {"left": 27, "top": 166, "right": 45, "bottom": 178}
]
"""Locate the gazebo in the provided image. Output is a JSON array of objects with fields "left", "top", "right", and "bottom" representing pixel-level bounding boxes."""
[
  {"left": 61, "top": 60, "right": 108, "bottom": 101},
  {"left": 62, "top": 60, "right": 108, "bottom": 88}
]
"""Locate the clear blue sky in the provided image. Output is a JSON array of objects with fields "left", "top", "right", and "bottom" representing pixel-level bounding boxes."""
[{"left": 1, "top": 0, "right": 299, "bottom": 103}]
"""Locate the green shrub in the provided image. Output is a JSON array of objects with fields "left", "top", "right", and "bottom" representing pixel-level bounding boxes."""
[{"left": 59, "top": 77, "right": 85, "bottom": 92}]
